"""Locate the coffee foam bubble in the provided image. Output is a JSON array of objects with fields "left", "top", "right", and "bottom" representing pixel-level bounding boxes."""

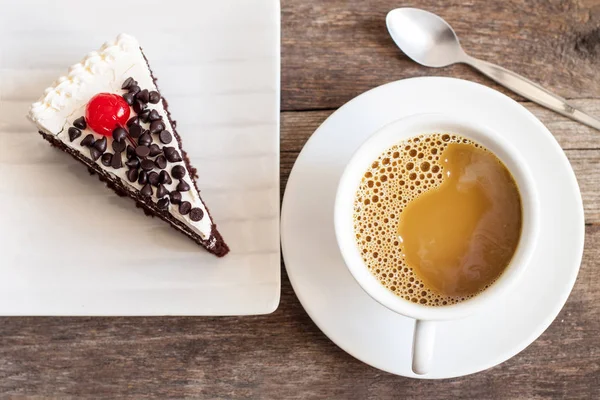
[{"left": 353, "top": 133, "right": 479, "bottom": 306}]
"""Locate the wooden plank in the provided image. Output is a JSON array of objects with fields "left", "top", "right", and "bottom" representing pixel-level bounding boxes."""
[
  {"left": 0, "top": 225, "right": 597, "bottom": 398},
  {"left": 282, "top": 0, "right": 600, "bottom": 110},
  {"left": 281, "top": 100, "right": 600, "bottom": 152}
]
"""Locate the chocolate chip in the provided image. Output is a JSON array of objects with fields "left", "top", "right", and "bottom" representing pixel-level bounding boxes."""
[
  {"left": 141, "top": 183, "right": 153, "bottom": 197},
  {"left": 137, "top": 89, "right": 150, "bottom": 104},
  {"left": 125, "top": 157, "right": 140, "bottom": 169},
  {"left": 80, "top": 134, "right": 95, "bottom": 147},
  {"left": 112, "top": 127, "right": 127, "bottom": 142},
  {"left": 127, "top": 116, "right": 139, "bottom": 127},
  {"left": 129, "top": 85, "right": 141, "bottom": 94},
  {"left": 68, "top": 127, "right": 81, "bottom": 142},
  {"left": 139, "top": 109, "right": 151, "bottom": 123},
  {"left": 101, "top": 153, "right": 112, "bottom": 167},
  {"left": 177, "top": 180, "right": 190, "bottom": 192},
  {"left": 170, "top": 191, "right": 182, "bottom": 205},
  {"left": 138, "top": 132, "right": 152, "bottom": 146},
  {"left": 141, "top": 159, "right": 155, "bottom": 171},
  {"left": 159, "top": 170, "right": 172, "bottom": 185},
  {"left": 138, "top": 170, "right": 148, "bottom": 185},
  {"left": 155, "top": 155, "right": 167, "bottom": 170},
  {"left": 170, "top": 152, "right": 182, "bottom": 162},
  {"left": 149, "top": 120, "right": 165, "bottom": 134},
  {"left": 171, "top": 165, "right": 186, "bottom": 179},
  {"left": 122, "top": 92, "right": 135, "bottom": 106},
  {"left": 149, "top": 144, "right": 162, "bottom": 157},
  {"left": 149, "top": 109, "right": 161, "bottom": 121},
  {"left": 156, "top": 184, "right": 169, "bottom": 198},
  {"left": 163, "top": 146, "right": 175, "bottom": 158},
  {"left": 112, "top": 139, "right": 126, "bottom": 153},
  {"left": 89, "top": 147, "right": 102, "bottom": 161},
  {"left": 135, "top": 145, "right": 150, "bottom": 158},
  {"left": 149, "top": 91, "right": 161, "bottom": 104},
  {"left": 111, "top": 152, "right": 122, "bottom": 169},
  {"left": 73, "top": 116, "right": 87, "bottom": 130},
  {"left": 157, "top": 198, "right": 170, "bottom": 210},
  {"left": 159, "top": 130, "right": 172, "bottom": 144},
  {"left": 126, "top": 145, "right": 136, "bottom": 159},
  {"left": 121, "top": 77, "right": 135, "bottom": 90},
  {"left": 133, "top": 100, "right": 146, "bottom": 114},
  {"left": 189, "top": 208, "right": 204, "bottom": 221},
  {"left": 127, "top": 168, "right": 138, "bottom": 182},
  {"left": 93, "top": 136, "right": 107, "bottom": 153},
  {"left": 179, "top": 201, "right": 191, "bottom": 215},
  {"left": 164, "top": 147, "right": 182, "bottom": 162},
  {"left": 148, "top": 171, "right": 160, "bottom": 186},
  {"left": 129, "top": 124, "right": 143, "bottom": 139}
]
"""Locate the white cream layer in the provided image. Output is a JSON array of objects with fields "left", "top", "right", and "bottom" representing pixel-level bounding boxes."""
[{"left": 27, "top": 34, "right": 214, "bottom": 245}]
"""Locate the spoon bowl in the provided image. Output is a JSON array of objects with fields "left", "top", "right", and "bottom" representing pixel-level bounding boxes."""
[{"left": 386, "top": 8, "right": 465, "bottom": 68}]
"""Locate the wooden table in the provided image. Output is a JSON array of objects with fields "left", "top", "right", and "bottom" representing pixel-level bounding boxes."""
[{"left": 2, "top": 1, "right": 599, "bottom": 398}]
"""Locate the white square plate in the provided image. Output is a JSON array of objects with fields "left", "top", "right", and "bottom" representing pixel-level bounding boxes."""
[{"left": 0, "top": 0, "right": 281, "bottom": 315}]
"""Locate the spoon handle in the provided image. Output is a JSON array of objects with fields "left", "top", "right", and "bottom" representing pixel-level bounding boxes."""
[{"left": 464, "top": 56, "right": 600, "bottom": 131}]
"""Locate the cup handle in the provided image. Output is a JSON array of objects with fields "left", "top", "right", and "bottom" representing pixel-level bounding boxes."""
[{"left": 412, "top": 319, "right": 436, "bottom": 375}]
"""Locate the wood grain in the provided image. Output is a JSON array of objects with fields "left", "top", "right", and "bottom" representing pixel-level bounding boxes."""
[
  {"left": 2, "top": 0, "right": 600, "bottom": 398},
  {"left": 282, "top": 0, "right": 600, "bottom": 110}
]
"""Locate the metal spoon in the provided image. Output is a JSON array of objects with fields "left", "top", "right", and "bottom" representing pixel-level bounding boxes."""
[{"left": 386, "top": 7, "right": 600, "bottom": 131}]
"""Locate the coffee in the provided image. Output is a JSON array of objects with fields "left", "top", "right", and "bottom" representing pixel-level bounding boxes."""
[{"left": 353, "top": 133, "right": 522, "bottom": 306}]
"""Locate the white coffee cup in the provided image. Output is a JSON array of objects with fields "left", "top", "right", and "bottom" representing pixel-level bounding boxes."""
[{"left": 334, "top": 113, "right": 539, "bottom": 375}]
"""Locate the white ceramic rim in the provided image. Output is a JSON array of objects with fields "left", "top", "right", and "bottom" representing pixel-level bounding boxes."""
[{"left": 334, "top": 113, "right": 540, "bottom": 321}]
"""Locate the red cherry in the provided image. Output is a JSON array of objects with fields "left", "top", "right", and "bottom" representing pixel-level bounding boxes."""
[{"left": 85, "top": 93, "right": 130, "bottom": 136}]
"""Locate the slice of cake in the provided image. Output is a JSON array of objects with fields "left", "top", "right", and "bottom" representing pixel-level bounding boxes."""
[{"left": 27, "top": 34, "right": 229, "bottom": 257}]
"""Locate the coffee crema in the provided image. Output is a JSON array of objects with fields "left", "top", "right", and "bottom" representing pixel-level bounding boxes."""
[{"left": 353, "top": 133, "right": 522, "bottom": 306}]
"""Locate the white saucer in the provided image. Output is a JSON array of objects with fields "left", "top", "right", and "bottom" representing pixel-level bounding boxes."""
[{"left": 281, "top": 77, "right": 584, "bottom": 379}]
